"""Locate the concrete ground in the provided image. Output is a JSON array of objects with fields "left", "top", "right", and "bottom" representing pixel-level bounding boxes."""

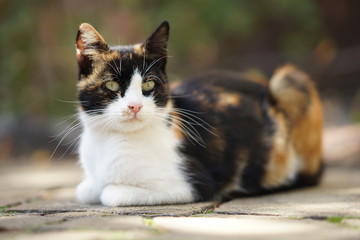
[{"left": 0, "top": 124, "right": 360, "bottom": 240}]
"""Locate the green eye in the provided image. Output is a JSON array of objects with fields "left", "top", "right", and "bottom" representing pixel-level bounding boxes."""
[
  {"left": 142, "top": 80, "right": 155, "bottom": 91},
  {"left": 105, "top": 81, "right": 119, "bottom": 91}
]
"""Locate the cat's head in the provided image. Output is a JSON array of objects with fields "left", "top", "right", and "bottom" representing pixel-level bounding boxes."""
[{"left": 75, "top": 21, "right": 170, "bottom": 133}]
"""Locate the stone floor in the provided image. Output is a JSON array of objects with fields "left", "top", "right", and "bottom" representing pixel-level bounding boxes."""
[{"left": 0, "top": 160, "right": 359, "bottom": 240}]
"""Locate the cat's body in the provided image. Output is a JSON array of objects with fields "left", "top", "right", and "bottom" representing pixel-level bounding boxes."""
[
  {"left": 172, "top": 69, "right": 323, "bottom": 201},
  {"left": 75, "top": 22, "right": 323, "bottom": 206}
]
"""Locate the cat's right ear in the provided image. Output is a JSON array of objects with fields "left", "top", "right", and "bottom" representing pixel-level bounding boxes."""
[
  {"left": 76, "top": 23, "right": 109, "bottom": 79},
  {"left": 142, "top": 21, "right": 169, "bottom": 57}
]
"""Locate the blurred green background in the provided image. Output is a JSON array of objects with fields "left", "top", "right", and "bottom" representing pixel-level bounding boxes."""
[{"left": 1, "top": 0, "right": 360, "bottom": 160}]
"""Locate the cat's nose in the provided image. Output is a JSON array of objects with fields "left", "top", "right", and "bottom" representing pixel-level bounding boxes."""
[{"left": 128, "top": 104, "right": 143, "bottom": 114}]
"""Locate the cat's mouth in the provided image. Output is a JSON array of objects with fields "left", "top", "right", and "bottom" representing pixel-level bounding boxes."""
[
  {"left": 129, "top": 117, "right": 141, "bottom": 122},
  {"left": 124, "top": 114, "right": 142, "bottom": 122},
  {"left": 120, "top": 110, "right": 142, "bottom": 122}
]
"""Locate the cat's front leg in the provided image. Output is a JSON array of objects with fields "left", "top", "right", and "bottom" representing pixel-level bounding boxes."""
[
  {"left": 76, "top": 178, "right": 102, "bottom": 204},
  {"left": 100, "top": 184, "right": 193, "bottom": 207}
]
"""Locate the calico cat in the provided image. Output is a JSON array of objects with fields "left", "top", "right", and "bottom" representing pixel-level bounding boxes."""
[{"left": 75, "top": 21, "right": 323, "bottom": 206}]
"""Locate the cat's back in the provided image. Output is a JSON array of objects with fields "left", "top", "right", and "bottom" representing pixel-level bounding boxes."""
[
  {"left": 171, "top": 71, "right": 270, "bottom": 122},
  {"left": 172, "top": 71, "right": 267, "bottom": 103}
]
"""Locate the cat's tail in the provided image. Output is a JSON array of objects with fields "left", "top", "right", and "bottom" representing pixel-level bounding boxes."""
[
  {"left": 268, "top": 64, "right": 323, "bottom": 184},
  {"left": 269, "top": 64, "right": 321, "bottom": 123}
]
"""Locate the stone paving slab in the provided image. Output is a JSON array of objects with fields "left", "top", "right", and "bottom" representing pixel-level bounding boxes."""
[
  {"left": 40, "top": 215, "right": 148, "bottom": 231},
  {"left": 0, "top": 190, "right": 43, "bottom": 208},
  {"left": 344, "top": 219, "right": 360, "bottom": 229},
  {"left": 0, "top": 161, "right": 82, "bottom": 191},
  {"left": 6, "top": 200, "right": 215, "bottom": 217},
  {"left": 214, "top": 167, "right": 360, "bottom": 218},
  {"left": 1, "top": 214, "right": 359, "bottom": 240},
  {"left": 0, "top": 212, "right": 105, "bottom": 231},
  {"left": 0, "top": 229, "right": 154, "bottom": 240},
  {"left": 153, "top": 215, "right": 360, "bottom": 240}
]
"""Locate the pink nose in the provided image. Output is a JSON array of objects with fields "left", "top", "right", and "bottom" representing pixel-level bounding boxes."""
[{"left": 128, "top": 104, "right": 142, "bottom": 114}]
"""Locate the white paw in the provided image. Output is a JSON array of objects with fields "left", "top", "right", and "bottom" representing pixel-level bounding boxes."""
[
  {"left": 100, "top": 184, "right": 194, "bottom": 207},
  {"left": 76, "top": 179, "right": 101, "bottom": 204},
  {"left": 100, "top": 184, "right": 142, "bottom": 207},
  {"left": 100, "top": 185, "right": 158, "bottom": 207}
]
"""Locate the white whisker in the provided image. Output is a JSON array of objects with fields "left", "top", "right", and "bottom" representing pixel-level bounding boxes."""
[
  {"left": 142, "top": 43, "right": 147, "bottom": 71},
  {"left": 54, "top": 98, "right": 87, "bottom": 104},
  {"left": 142, "top": 55, "right": 171, "bottom": 76},
  {"left": 153, "top": 114, "right": 205, "bottom": 147}
]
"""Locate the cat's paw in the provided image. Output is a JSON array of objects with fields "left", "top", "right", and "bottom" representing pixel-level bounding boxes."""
[
  {"left": 76, "top": 180, "right": 101, "bottom": 204},
  {"left": 100, "top": 184, "right": 147, "bottom": 207},
  {"left": 100, "top": 184, "right": 194, "bottom": 206}
]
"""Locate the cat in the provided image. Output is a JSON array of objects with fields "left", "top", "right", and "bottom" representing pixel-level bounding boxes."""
[{"left": 75, "top": 21, "right": 323, "bottom": 207}]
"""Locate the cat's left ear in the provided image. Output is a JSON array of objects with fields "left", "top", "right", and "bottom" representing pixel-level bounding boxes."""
[
  {"left": 142, "top": 21, "right": 169, "bottom": 57},
  {"left": 76, "top": 23, "right": 109, "bottom": 79},
  {"left": 76, "top": 23, "right": 109, "bottom": 56}
]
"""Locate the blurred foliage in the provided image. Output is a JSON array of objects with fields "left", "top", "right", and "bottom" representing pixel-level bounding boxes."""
[
  {"left": 1, "top": 0, "right": 360, "bottom": 159},
  {"left": 0, "top": 0, "right": 327, "bottom": 119}
]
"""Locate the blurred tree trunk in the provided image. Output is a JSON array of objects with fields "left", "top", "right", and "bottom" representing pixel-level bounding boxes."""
[
  {"left": 315, "top": 0, "right": 360, "bottom": 123},
  {"left": 315, "top": 0, "right": 360, "bottom": 91},
  {"left": 317, "top": 0, "right": 360, "bottom": 48}
]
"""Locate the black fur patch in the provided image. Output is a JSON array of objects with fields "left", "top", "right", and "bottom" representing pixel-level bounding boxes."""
[{"left": 172, "top": 71, "right": 275, "bottom": 200}]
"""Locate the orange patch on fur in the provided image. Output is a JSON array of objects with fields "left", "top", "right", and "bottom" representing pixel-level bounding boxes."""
[
  {"left": 172, "top": 115, "right": 185, "bottom": 140},
  {"left": 291, "top": 88, "right": 323, "bottom": 175},
  {"left": 133, "top": 43, "right": 145, "bottom": 55},
  {"left": 216, "top": 92, "right": 242, "bottom": 110},
  {"left": 100, "top": 51, "right": 120, "bottom": 62},
  {"left": 262, "top": 108, "right": 293, "bottom": 188},
  {"left": 76, "top": 77, "right": 102, "bottom": 92},
  {"left": 168, "top": 101, "right": 185, "bottom": 141}
]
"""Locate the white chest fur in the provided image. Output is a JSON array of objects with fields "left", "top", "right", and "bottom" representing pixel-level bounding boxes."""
[{"left": 77, "top": 115, "right": 194, "bottom": 206}]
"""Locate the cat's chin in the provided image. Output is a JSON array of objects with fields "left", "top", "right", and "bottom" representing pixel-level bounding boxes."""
[
  {"left": 96, "top": 119, "right": 151, "bottom": 134},
  {"left": 114, "top": 118, "right": 151, "bottom": 133}
]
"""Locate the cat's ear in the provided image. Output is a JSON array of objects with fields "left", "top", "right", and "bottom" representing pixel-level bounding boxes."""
[
  {"left": 143, "top": 21, "right": 169, "bottom": 57},
  {"left": 75, "top": 23, "right": 109, "bottom": 79}
]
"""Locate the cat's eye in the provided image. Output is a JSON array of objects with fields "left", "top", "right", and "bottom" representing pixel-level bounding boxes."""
[
  {"left": 142, "top": 80, "right": 155, "bottom": 91},
  {"left": 105, "top": 81, "right": 120, "bottom": 91}
]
